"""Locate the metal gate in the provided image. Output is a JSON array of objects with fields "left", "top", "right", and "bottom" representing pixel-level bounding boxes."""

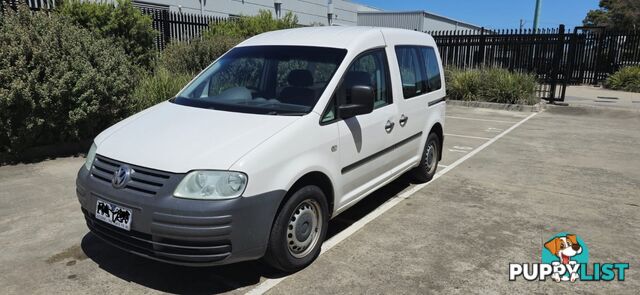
[{"left": 429, "top": 25, "right": 640, "bottom": 103}]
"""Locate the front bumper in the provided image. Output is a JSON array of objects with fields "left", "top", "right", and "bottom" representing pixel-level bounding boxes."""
[{"left": 76, "top": 156, "right": 285, "bottom": 266}]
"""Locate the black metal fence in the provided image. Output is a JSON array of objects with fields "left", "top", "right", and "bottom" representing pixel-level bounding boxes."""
[
  {"left": 427, "top": 25, "right": 640, "bottom": 87},
  {"left": 2, "top": 1, "right": 228, "bottom": 50},
  {"left": 5, "top": 1, "right": 639, "bottom": 102},
  {"left": 1, "top": 0, "right": 55, "bottom": 12},
  {"left": 137, "top": 7, "right": 228, "bottom": 51}
]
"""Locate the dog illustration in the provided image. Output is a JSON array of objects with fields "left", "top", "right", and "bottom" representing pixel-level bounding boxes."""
[
  {"left": 96, "top": 202, "right": 111, "bottom": 217},
  {"left": 112, "top": 209, "right": 130, "bottom": 224},
  {"left": 544, "top": 234, "right": 583, "bottom": 282}
]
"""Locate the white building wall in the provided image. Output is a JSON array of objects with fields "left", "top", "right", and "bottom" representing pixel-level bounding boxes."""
[
  {"left": 94, "top": 1, "right": 478, "bottom": 30},
  {"left": 97, "top": 0, "right": 380, "bottom": 26}
]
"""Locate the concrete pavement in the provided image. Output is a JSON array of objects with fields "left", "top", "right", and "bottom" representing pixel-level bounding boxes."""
[
  {"left": 565, "top": 85, "right": 640, "bottom": 110},
  {"left": 1, "top": 104, "right": 638, "bottom": 294},
  {"left": 265, "top": 105, "right": 640, "bottom": 294}
]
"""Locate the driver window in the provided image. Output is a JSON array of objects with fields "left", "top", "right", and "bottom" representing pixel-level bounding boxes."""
[
  {"left": 339, "top": 49, "right": 391, "bottom": 109},
  {"left": 322, "top": 49, "right": 391, "bottom": 123}
]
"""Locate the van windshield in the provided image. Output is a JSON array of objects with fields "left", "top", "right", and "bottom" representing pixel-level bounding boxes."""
[{"left": 173, "top": 46, "right": 347, "bottom": 115}]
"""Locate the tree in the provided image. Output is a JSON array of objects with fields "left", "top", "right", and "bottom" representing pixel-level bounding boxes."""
[
  {"left": 0, "top": 5, "right": 137, "bottom": 155},
  {"left": 204, "top": 10, "right": 298, "bottom": 39},
  {"left": 58, "top": 0, "right": 157, "bottom": 69},
  {"left": 583, "top": 0, "right": 640, "bottom": 31}
]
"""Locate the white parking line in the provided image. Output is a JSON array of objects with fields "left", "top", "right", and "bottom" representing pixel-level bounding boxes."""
[
  {"left": 448, "top": 149, "right": 468, "bottom": 153},
  {"left": 246, "top": 112, "right": 539, "bottom": 295},
  {"left": 446, "top": 116, "right": 519, "bottom": 124},
  {"left": 485, "top": 127, "right": 504, "bottom": 133},
  {"left": 445, "top": 133, "right": 492, "bottom": 140}
]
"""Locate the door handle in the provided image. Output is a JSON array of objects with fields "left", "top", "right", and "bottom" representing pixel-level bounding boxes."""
[
  {"left": 399, "top": 114, "right": 408, "bottom": 127},
  {"left": 385, "top": 120, "right": 395, "bottom": 133}
]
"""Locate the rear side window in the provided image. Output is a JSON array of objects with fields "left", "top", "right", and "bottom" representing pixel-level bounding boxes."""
[
  {"left": 395, "top": 46, "right": 441, "bottom": 99},
  {"left": 395, "top": 47, "right": 428, "bottom": 99},
  {"left": 421, "top": 47, "right": 442, "bottom": 91}
]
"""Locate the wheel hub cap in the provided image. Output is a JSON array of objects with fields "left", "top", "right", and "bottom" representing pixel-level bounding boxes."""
[
  {"left": 286, "top": 200, "right": 322, "bottom": 258},
  {"left": 295, "top": 213, "right": 313, "bottom": 241},
  {"left": 425, "top": 143, "right": 436, "bottom": 171}
]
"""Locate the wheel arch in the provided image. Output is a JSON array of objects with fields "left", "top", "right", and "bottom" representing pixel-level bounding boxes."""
[
  {"left": 429, "top": 122, "right": 444, "bottom": 160},
  {"left": 280, "top": 171, "right": 335, "bottom": 219}
]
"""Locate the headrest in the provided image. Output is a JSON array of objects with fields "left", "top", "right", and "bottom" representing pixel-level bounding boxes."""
[
  {"left": 344, "top": 71, "right": 371, "bottom": 88},
  {"left": 287, "top": 69, "right": 314, "bottom": 87}
]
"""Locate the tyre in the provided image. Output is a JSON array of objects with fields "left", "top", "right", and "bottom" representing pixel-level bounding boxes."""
[
  {"left": 410, "top": 132, "right": 440, "bottom": 183},
  {"left": 263, "top": 185, "right": 329, "bottom": 272}
]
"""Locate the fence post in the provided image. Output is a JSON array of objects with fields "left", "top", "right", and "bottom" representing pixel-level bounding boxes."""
[
  {"left": 549, "top": 24, "right": 565, "bottom": 102},
  {"left": 477, "top": 27, "right": 486, "bottom": 67},
  {"left": 592, "top": 29, "right": 605, "bottom": 85},
  {"left": 606, "top": 30, "right": 618, "bottom": 78},
  {"left": 162, "top": 10, "right": 171, "bottom": 50},
  {"left": 565, "top": 27, "right": 579, "bottom": 85}
]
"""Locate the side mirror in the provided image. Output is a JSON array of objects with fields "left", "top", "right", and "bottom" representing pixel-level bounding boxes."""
[{"left": 338, "top": 85, "right": 374, "bottom": 119}]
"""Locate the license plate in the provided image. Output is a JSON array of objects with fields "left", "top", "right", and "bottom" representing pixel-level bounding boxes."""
[{"left": 95, "top": 199, "right": 132, "bottom": 231}]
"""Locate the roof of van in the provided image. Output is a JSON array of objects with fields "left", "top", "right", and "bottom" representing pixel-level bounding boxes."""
[{"left": 238, "top": 26, "right": 435, "bottom": 50}]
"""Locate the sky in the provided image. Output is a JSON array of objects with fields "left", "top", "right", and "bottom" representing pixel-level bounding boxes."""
[{"left": 357, "top": 0, "right": 601, "bottom": 30}]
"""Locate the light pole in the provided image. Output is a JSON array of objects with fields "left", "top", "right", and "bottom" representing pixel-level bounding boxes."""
[
  {"left": 274, "top": 0, "right": 282, "bottom": 19},
  {"left": 533, "top": 0, "right": 541, "bottom": 32},
  {"left": 328, "top": 0, "right": 334, "bottom": 25}
]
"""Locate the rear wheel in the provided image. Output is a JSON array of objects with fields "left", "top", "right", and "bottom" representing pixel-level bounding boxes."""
[
  {"left": 263, "top": 185, "right": 328, "bottom": 272},
  {"left": 410, "top": 132, "right": 440, "bottom": 183}
]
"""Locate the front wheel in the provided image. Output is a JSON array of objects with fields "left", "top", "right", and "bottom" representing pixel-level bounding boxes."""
[
  {"left": 410, "top": 132, "right": 441, "bottom": 183},
  {"left": 263, "top": 185, "right": 329, "bottom": 272}
]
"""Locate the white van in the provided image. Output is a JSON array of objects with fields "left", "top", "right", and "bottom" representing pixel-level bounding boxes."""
[{"left": 76, "top": 27, "right": 446, "bottom": 272}]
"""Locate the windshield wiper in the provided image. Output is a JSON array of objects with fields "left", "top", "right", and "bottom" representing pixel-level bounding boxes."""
[{"left": 267, "top": 111, "right": 307, "bottom": 116}]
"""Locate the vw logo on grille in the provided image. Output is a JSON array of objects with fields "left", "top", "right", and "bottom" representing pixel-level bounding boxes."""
[{"left": 112, "top": 165, "right": 132, "bottom": 189}]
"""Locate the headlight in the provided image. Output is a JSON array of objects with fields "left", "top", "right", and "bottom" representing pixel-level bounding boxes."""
[
  {"left": 174, "top": 171, "right": 248, "bottom": 200},
  {"left": 84, "top": 143, "right": 97, "bottom": 171}
]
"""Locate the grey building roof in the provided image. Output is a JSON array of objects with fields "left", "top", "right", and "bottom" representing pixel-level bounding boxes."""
[{"left": 358, "top": 10, "right": 483, "bottom": 31}]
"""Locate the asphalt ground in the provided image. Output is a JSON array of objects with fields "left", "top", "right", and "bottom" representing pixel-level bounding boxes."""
[
  {"left": 565, "top": 85, "right": 640, "bottom": 110},
  {"left": 1, "top": 104, "right": 638, "bottom": 294}
]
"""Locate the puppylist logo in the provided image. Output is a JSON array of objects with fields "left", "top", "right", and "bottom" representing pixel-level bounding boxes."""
[{"left": 509, "top": 232, "right": 629, "bottom": 282}]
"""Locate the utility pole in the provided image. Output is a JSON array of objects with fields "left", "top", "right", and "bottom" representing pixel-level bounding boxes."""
[
  {"left": 328, "top": 0, "right": 334, "bottom": 25},
  {"left": 533, "top": 0, "right": 542, "bottom": 32}
]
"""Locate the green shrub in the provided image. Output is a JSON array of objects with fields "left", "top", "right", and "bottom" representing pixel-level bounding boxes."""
[
  {"left": 159, "top": 35, "right": 243, "bottom": 75},
  {"left": 131, "top": 67, "right": 193, "bottom": 111},
  {"left": 0, "top": 6, "right": 137, "bottom": 155},
  {"left": 605, "top": 66, "right": 640, "bottom": 92},
  {"left": 446, "top": 68, "right": 538, "bottom": 105},
  {"left": 204, "top": 10, "right": 298, "bottom": 39},
  {"left": 58, "top": 0, "right": 157, "bottom": 69},
  {"left": 136, "top": 34, "right": 243, "bottom": 111}
]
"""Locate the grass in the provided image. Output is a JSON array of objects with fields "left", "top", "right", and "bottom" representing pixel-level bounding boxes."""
[
  {"left": 605, "top": 66, "right": 640, "bottom": 93},
  {"left": 445, "top": 67, "right": 539, "bottom": 105},
  {"left": 131, "top": 67, "right": 193, "bottom": 111}
]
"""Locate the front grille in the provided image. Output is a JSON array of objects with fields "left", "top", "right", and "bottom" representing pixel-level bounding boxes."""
[
  {"left": 90, "top": 155, "right": 170, "bottom": 196},
  {"left": 83, "top": 209, "right": 232, "bottom": 264}
]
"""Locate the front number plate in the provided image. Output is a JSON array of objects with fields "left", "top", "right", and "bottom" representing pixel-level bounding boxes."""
[{"left": 95, "top": 199, "right": 132, "bottom": 231}]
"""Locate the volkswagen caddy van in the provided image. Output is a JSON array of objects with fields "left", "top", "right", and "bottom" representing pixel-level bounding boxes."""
[{"left": 76, "top": 26, "right": 446, "bottom": 272}]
